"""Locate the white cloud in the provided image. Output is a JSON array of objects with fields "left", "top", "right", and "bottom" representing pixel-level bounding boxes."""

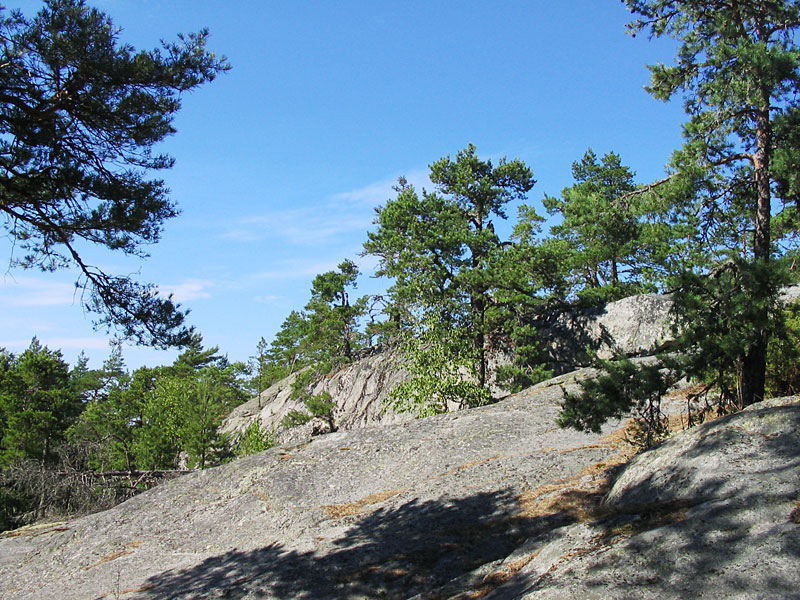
[
  {"left": 330, "top": 177, "right": 397, "bottom": 207},
  {"left": 159, "top": 279, "right": 214, "bottom": 302},
  {"left": 0, "top": 336, "right": 110, "bottom": 352},
  {"left": 331, "top": 168, "right": 431, "bottom": 207},
  {"left": 0, "top": 276, "right": 80, "bottom": 308},
  {"left": 219, "top": 168, "right": 433, "bottom": 246},
  {"left": 250, "top": 258, "right": 340, "bottom": 282},
  {"left": 221, "top": 207, "right": 371, "bottom": 245}
]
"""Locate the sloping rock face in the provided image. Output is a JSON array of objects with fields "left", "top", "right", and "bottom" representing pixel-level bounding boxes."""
[
  {"left": 454, "top": 397, "right": 800, "bottom": 600},
  {"left": 536, "top": 285, "right": 799, "bottom": 374},
  {"left": 1, "top": 383, "right": 797, "bottom": 599},
  {"left": 221, "top": 347, "right": 412, "bottom": 442},
  {"left": 0, "top": 373, "right": 632, "bottom": 600}
]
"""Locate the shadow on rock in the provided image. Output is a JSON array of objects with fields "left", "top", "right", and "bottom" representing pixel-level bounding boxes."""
[
  {"left": 139, "top": 487, "right": 559, "bottom": 599},
  {"left": 506, "top": 402, "right": 800, "bottom": 599}
]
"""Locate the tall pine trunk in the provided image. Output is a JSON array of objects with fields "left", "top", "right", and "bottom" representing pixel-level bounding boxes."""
[{"left": 741, "top": 104, "right": 772, "bottom": 407}]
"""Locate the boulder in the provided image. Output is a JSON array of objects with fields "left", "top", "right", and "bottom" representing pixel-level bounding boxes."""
[
  {"left": 221, "top": 346, "right": 412, "bottom": 443},
  {"left": 536, "top": 293, "right": 675, "bottom": 373}
]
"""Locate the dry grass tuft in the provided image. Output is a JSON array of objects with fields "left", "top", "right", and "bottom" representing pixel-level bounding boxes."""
[
  {"left": 84, "top": 540, "right": 143, "bottom": 570},
  {"left": 1, "top": 521, "right": 70, "bottom": 538},
  {"left": 446, "top": 553, "right": 540, "bottom": 600},
  {"left": 517, "top": 422, "right": 639, "bottom": 525},
  {"left": 324, "top": 489, "right": 405, "bottom": 519}
]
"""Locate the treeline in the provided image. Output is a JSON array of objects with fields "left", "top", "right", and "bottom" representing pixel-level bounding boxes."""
[
  {"left": 254, "top": 143, "right": 800, "bottom": 424},
  {"left": 0, "top": 335, "right": 272, "bottom": 531},
  {"left": 254, "top": 0, "right": 800, "bottom": 447}
]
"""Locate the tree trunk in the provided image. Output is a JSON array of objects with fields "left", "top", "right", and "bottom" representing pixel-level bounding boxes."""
[
  {"left": 611, "top": 257, "right": 619, "bottom": 287},
  {"left": 472, "top": 209, "right": 488, "bottom": 389},
  {"left": 471, "top": 292, "right": 487, "bottom": 388},
  {"left": 741, "top": 105, "right": 772, "bottom": 407}
]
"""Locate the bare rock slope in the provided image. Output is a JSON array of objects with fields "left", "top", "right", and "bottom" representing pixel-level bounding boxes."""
[
  {"left": 472, "top": 396, "right": 800, "bottom": 599},
  {"left": 2, "top": 373, "right": 797, "bottom": 600}
]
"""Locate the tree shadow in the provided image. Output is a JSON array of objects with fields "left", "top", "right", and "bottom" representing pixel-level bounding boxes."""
[
  {"left": 535, "top": 308, "right": 618, "bottom": 374},
  {"left": 139, "top": 404, "right": 800, "bottom": 599},
  {"left": 497, "top": 404, "right": 800, "bottom": 598},
  {"left": 138, "top": 487, "right": 572, "bottom": 600}
]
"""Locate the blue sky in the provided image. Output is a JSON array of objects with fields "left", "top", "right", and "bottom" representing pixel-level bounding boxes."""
[{"left": 0, "top": 1, "right": 686, "bottom": 370}]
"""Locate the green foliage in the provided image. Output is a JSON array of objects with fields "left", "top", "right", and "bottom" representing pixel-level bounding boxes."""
[
  {"left": 67, "top": 355, "right": 148, "bottom": 472},
  {"left": 69, "top": 337, "right": 248, "bottom": 472},
  {"left": 493, "top": 331, "right": 553, "bottom": 394},
  {"left": 625, "top": 0, "right": 800, "bottom": 405},
  {"left": 557, "top": 357, "right": 678, "bottom": 449},
  {"left": 304, "top": 260, "right": 368, "bottom": 365},
  {"left": 560, "top": 259, "right": 793, "bottom": 449},
  {"left": 234, "top": 421, "right": 275, "bottom": 458},
  {"left": 487, "top": 221, "right": 564, "bottom": 392},
  {"left": 0, "top": 339, "right": 83, "bottom": 467},
  {"left": 574, "top": 281, "right": 656, "bottom": 308},
  {"left": 305, "top": 391, "right": 335, "bottom": 419},
  {"left": 670, "top": 259, "right": 790, "bottom": 410},
  {"left": 247, "top": 337, "right": 272, "bottom": 400},
  {"left": 388, "top": 318, "right": 491, "bottom": 418},
  {"left": 0, "top": 339, "right": 106, "bottom": 528},
  {"left": 258, "top": 260, "right": 368, "bottom": 402},
  {"left": 132, "top": 375, "right": 188, "bottom": 470},
  {"left": 365, "top": 145, "right": 535, "bottom": 389},
  {"left": 766, "top": 301, "right": 800, "bottom": 397},
  {"left": 543, "top": 149, "right": 645, "bottom": 292},
  {"left": 0, "top": 0, "right": 229, "bottom": 347},
  {"left": 262, "top": 311, "right": 312, "bottom": 387},
  {"left": 281, "top": 409, "right": 314, "bottom": 429},
  {"left": 280, "top": 391, "right": 336, "bottom": 430},
  {"left": 132, "top": 358, "right": 246, "bottom": 470}
]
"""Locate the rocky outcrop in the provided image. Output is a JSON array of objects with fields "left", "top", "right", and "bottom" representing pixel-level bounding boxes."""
[
  {"left": 536, "top": 293, "right": 675, "bottom": 373},
  {"left": 536, "top": 284, "right": 800, "bottom": 374},
  {"left": 0, "top": 372, "right": 634, "bottom": 600},
  {"left": 224, "top": 293, "right": 678, "bottom": 441},
  {"left": 221, "top": 347, "right": 412, "bottom": 443},
  {"left": 2, "top": 370, "right": 797, "bottom": 599},
  {"left": 459, "top": 396, "right": 800, "bottom": 599}
]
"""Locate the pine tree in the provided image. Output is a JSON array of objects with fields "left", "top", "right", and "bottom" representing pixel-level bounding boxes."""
[
  {"left": 543, "top": 149, "right": 650, "bottom": 302},
  {"left": 0, "top": 0, "right": 229, "bottom": 347},
  {"left": 364, "top": 144, "right": 535, "bottom": 389},
  {"left": 625, "top": 0, "right": 800, "bottom": 405}
]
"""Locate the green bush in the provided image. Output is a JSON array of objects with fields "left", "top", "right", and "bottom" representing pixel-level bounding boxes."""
[
  {"left": 766, "top": 302, "right": 800, "bottom": 397},
  {"left": 234, "top": 421, "right": 275, "bottom": 457}
]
